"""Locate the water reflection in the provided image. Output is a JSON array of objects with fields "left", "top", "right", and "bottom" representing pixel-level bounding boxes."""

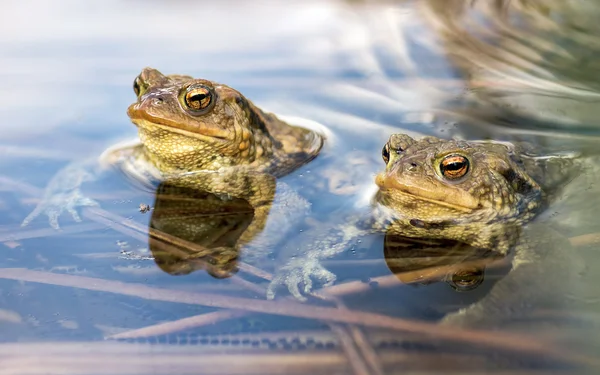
[
  {"left": 383, "top": 234, "right": 497, "bottom": 292},
  {"left": 148, "top": 183, "right": 253, "bottom": 279}
]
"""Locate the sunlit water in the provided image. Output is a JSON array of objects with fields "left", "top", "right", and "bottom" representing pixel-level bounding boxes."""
[{"left": 1, "top": 0, "right": 600, "bottom": 373}]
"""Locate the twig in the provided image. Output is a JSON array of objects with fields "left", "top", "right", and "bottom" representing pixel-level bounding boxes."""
[
  {"left": 107, "top": 310, "right": 247, "bottom": 340},
  {"left": 348, "top": 325, "right": 384, "bottom": 375},
  {"left": 328, "top": 324, "right": 371, "bottom": 375},
  {"left": 94, "top": 255, "right": 502, "bottom": 346},
  {"left": 0, "top": 268, "right": 594, "bottom": 365},
  {"left": 0, "top": 222, "right": 105, "bottom": 242},
  {"left": 229, "top": 275, "right": 265, "bottom": 295},
  {"left": 320, "top": 257, "right": 509, "bottom": 297},
  {"left": 82, "top": 207, "right": 269, "bottom": 281},
  {"left": 331, "top": 297, "right": 384, "bottom": 375},
  {"left": 0, "top": 174, "right": 268, "bottom": 282},
  {"left": 0, "top": 175, "right": 43, "bottom": 197}
]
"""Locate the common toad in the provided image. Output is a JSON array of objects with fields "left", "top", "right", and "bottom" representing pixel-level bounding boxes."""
[
  {"left": 268, "top": 134, "right": 582, "bottom": 327},
  {"left": 21, "top": 68, "right": 328, "bottom": 280},
  {"left": 22, "top": 67, "right": 324, "bottom": 229}
]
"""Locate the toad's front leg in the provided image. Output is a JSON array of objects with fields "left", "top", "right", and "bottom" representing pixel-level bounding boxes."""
[
  {"left": 21, "top": 161, "right": 101, "bottom": 229},
  {"left": 21, "top": 139, "right": 143, "bottom": 229},
  {"left": 266, "top": 213, "right": 383, "bottom": 301}
]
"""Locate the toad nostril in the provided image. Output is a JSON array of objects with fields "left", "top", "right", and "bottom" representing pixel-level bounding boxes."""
[
  {"left": 407, "top": 162, "right": 418, "bottom": 172},
  {"left": 153, "top": 98, "right": 164, "bottom": 105}
]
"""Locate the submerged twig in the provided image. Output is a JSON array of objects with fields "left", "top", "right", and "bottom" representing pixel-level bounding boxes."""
[
  {"left": 331, "top": 297, "right": 384, "bottom": 375},
  {"left": 113, "top": 255, "right": 509, "bottom": 340},
  {"left": 0, "top": 175, "right": 44, "bottom": 197},
  {"left": 0, "top": 268, "right": 595, "bottom": 365},
  {"left": 348, "top": 325, "right": 384, "bottom": 375},
  {"left": 329, "top": 324, "right": 371, "bottom": 375},
  {"left": 107, "top": 310, "right": 248, "bottom": 340},
  {"left": 0, "top": 222, "right": 105, "bottom": 243},
  {"left": 3, "top": 173, "right": 600, "bottom": 368},
  {"left": 82, "top": 207, "right": 269, "bottom": 281},
  {"left": 0, "top": 174, "right": 267, "bottom": 282},
  {"left": 320, "top": 256, "right": 509, "bottom": 297}
]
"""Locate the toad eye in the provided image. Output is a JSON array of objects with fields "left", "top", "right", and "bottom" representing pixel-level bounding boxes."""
[
  {"left": 133, "top": 76, "right": 142, "bottom": 97},
  {"left": 184, "top": 84, "right": 213, "bottom": 113},
  {"left": 439, "top": 154, "right": 470, "bottom": 180},
  {"left": 382, "top": 143, "right": 390, "bottom": 164},
  {"left": 447, "top": 268, "right": 484, "bottom": 292}
]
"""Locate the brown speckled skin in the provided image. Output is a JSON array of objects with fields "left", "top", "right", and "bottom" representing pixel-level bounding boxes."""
[
  {"left": 376, "top": 134, "right": 545, "bottom": 253},
  {"left": 123, "top": 67, "right": 325, "bottom": 275},
  {"left": 267, "top": 133, "right": 579, "bottom": 306},
  {"left": 22, "top": 67, "right": 324, "bottom": 280},
  {"left": 127, "top": 67, "right": 323, "bottom": 176}
]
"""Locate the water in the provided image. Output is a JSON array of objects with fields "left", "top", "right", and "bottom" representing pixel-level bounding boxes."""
[{"left": 2, "top": 0, "right": 600, "bottom": 373}]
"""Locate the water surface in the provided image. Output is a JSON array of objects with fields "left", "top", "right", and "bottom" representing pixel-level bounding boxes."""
[{"left": 1, "top": 0, "right": 600, "bottom": 373}]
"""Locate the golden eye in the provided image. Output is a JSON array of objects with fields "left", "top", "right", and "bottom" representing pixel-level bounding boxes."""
[
  {"left": 133, "top": 76, "right": 142, "bottom": 97},
  {"left": 439, "top": 154, "right": 469, "bottom": 180},
  {"left": 184, "top": 84, "right": 213, "bottom": 112},
  {"left": 382, "top": 143, "right": 390, "bottom": 164}
]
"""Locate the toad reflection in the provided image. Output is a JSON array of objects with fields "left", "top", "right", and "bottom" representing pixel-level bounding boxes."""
[
  {"left": 383, "top": 232, "right": 509, "bottom": 292},
  {"left": 147, "top": 182, "right": 256, "bottom": 279}
]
